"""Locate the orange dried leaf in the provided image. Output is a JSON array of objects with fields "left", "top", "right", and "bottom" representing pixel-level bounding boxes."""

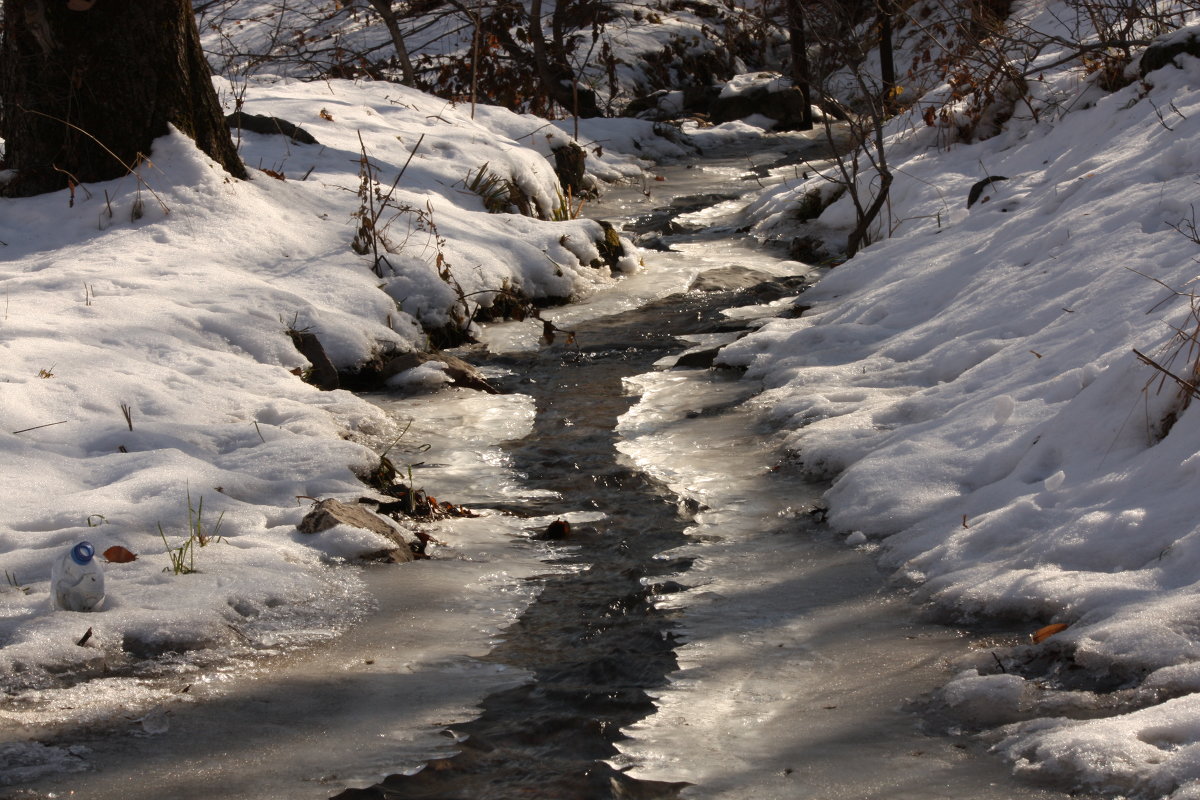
[
  {"left": 1031, "top": 622, "right": 1069, "bottom": 644},
  {"left": 102, "top": 545, "right": 138, "bottom": 564},
  {"left": 319, "top": 108, "right": 334, "bottom": 121}
]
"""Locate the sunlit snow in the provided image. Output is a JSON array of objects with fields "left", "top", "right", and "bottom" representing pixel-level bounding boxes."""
[{"left": 7, "top": 1, "right": 1200, "bottom": 796}]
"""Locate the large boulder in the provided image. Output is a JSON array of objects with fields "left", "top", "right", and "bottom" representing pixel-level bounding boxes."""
[
  {"left": 1140, "top": 27, "right": 1200, "bottom": 78},
  {"left": 710, "top": 84, "right": 812, "bottom": 130}
]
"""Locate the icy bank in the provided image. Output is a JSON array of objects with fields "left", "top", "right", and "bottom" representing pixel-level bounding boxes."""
[
  {"left": 0, "top": 77, "right": 675, "bottom": 727},
  {"left": 720, "top": 7, "right": 1200, "bottom": 797}
]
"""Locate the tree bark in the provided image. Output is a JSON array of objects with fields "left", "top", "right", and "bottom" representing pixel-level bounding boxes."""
[
  {"left": 0, "top": 0, "right": 247, "bottom": 197},
  {"left": 877, "top": 0, "right": 897, "bottom": 113},
  {"left": 366, "top": 0, "right": 418, "bottom": 86},
  {"left": 528, "top": 0, "right": 601, "bottom": 118},
  {"left": 785, "top": 0, "right": 814, "bottom": 131}
]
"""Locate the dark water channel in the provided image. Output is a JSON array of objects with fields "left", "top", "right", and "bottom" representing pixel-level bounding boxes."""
[{"left": 335, "top": 223, "right": 814, "bottom": 798}]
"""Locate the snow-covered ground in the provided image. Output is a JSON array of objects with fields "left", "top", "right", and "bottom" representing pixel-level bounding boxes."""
[
  {"left": 0, "top": 76, "right": 667, "bottom": 748},
  {"left": 708, "top": 3, "right": 1200, "bottom": 796},
  {"left": 0, "top": 383, "right": 595, "bottom": 797},
  {"left": 8, "top": 0, "right": 1200, "bottom": 795},
  {"left": 198, "top": 0, "right": 784, "bottom": 111}
]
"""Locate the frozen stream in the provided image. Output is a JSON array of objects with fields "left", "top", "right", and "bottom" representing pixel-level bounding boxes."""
[
  {"left": 5, "top": 134, "right": 1079, "bottom": 799},
  {"left": 335, "top": 137, "right": 1080, "bottom": 799}
]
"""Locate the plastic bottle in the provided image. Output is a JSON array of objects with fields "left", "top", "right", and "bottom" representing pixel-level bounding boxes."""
[{"left": 50, "top": 541, "right": 106, "bottom": 612}]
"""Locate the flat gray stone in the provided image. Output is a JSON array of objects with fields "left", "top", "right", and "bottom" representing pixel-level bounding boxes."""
[{"left": 298, "top": 498, "right": 415, "bottom": 562}]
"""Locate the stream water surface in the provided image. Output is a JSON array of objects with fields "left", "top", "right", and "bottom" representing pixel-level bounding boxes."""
[{"left": 4, "top": 132, "right": 1082, "bottom": 800}]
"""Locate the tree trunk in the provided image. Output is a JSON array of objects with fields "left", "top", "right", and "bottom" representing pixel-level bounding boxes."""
[
  {"left": 845, "top": 113, "right": 892, "bottom": 257},
  {"left": 366, "top": 0, "right": 418, "bottom": 86},
  {"left": 877, "top": 0, "right": 897, "bottom": 113},
  {"left": 0, "top": 0, "right": 247, "bottom": 197},
  {"left": 844, "top": 168, "right": 891, "bottom": 256},
  {"left": 528, "top": 0, "right": 602, "bottom": 118},
  {"left": 786, "top": 0, "right": 814, "bottom": 131}
]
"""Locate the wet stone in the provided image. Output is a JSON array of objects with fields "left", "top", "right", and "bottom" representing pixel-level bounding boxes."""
[{"left": 297, "top": 498, "right": 416, "bottom": 562}]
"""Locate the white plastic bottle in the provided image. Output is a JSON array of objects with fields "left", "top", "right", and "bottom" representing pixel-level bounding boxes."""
[{"left": 50, "top": 541, "right": 106, "bottom": 612}]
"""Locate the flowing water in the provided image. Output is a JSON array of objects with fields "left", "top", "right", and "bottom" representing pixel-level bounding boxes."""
[
  {"left": 334, "top": 242, "right": 813, "bottom": 799},
  {"left": 3, "top": 133, "right": 1083, "bottom": 800}
]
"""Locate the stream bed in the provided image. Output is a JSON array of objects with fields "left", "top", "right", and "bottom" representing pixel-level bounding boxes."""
[
  {"left": 3, "top": 134, "right": 1082, "bottom": 800},
  {"left": 335, "top": 136, "right": 1080, "bottom": 800}
]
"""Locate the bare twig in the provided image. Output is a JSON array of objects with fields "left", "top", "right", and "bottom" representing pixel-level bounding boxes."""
[
  {"left": 17, "top": 105, "right": 170, "bottom": 214},
  {"left": 1134, "top": 348, "right": 1200, "bottom": 399},
  {"left": 12, "top": 420, "right": 69, "bottom": 434}
]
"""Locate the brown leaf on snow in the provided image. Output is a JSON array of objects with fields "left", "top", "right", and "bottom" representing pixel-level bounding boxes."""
[
  {"left": 103, "top": 545, "right": 138, "bottom": 563},
  {"left": 1031, "top": 622, "right": 1069, "bottom": 644}
]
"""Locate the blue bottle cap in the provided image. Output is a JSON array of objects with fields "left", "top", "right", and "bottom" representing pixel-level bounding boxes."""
[{"left": 71, "top": 542, "right": 96, "bottom": 566}]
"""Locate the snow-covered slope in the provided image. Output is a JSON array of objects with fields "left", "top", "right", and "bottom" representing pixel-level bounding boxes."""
[
  {"left": 199, "top": 0, "right": 784, "bottom": 112},
  {"left": 9, "top": 0, "right": 1200, "bottom": 793},
  {"left": 721, "top": 2, "right": 1200, "bottom": 794},
  {"left": 0, "top": 77, "right": 666, "bottom": 705}
]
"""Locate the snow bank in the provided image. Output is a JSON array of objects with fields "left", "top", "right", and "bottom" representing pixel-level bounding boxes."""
[
  {"left": 721, "top": 2, "right": 1200, "bottom": 795},
  {"left": 0, "top": 77, "right": 664, "bottom": 711}
]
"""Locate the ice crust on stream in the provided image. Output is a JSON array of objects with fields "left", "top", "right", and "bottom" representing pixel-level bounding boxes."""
[
  {"left": 1, "top": 386, "right": 602, "bottom": 797},
  {"left": 611, "top": 338, "right": 1063, "bottom": 800}
]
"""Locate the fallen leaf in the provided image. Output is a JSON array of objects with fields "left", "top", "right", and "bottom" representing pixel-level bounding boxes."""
[
  {"left": 1032, "top": 622, "right": 1069, "bottom": 644},
  {"left": 319, "top": 108, "right": 334, "bottom": 121},
  {"left": 103, "top": 545, "right": 138, "bottom": 563}
]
